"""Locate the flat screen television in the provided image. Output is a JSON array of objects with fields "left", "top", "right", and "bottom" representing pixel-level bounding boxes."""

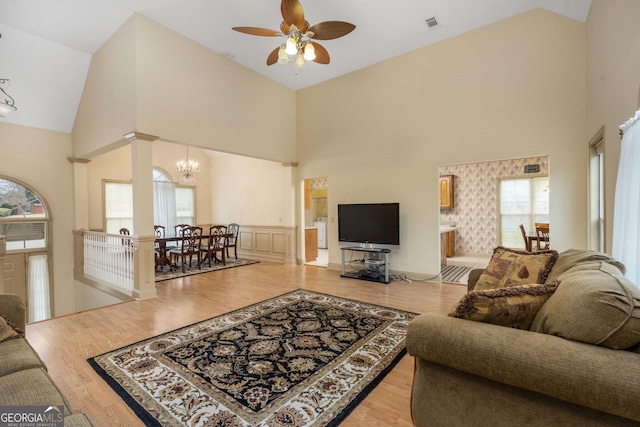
[{"left": 338, "top": 203, "right": 400, "bottom": 247}]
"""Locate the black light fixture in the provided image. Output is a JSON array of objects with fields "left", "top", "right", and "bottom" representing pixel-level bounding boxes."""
[
  {"left": 0, "top": 78, "right": 17, "bottom": 117},
  {"left": 0, "top": 34, "right": 17, "bottom": 118}
]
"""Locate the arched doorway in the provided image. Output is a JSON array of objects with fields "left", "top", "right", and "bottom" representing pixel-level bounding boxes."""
[{"left": 0, "top": 177, "right": 52, "bottom": 322}]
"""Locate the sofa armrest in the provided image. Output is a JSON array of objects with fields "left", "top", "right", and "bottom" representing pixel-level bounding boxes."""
[
  {"left": 406, "top": 314, "right": 640, "bottom": 423},
  {"left": 0, "top": 294, "right": 26, "bottom": 331}
]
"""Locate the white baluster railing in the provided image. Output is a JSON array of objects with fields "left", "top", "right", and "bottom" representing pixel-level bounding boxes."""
[{"left": 83, "top": 231, "right": 134, "bottom": 295}]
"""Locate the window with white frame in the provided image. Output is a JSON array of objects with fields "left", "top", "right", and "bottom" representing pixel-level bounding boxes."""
[
  {"left": 499, "top": 177, "right": 549, "bottom": 248},
  {"left": 0, "top": 178, "right": 51, "bottom": 321},
  {"left": 104, "top": 170, "right": 195, "bottom": 234},
  {"left": 104, "top": 181, "right": 134, "bottom": 234},
  {"left": 589, "top": 136, "right": 605, "bottom": 252},
  {"left": 175, "top": 187, "right": 195, "bottom": 226},
  {"left": 0, "top": 178, "right": 48, "bottom": 250}
]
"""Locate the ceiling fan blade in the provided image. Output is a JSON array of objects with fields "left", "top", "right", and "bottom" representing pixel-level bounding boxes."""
[
  {"left": 266, "top": 47, "right": 280, "bottom": 66},
  {"left": 310, "top": 42, "right": 330, "bottom": 64},
  {"left": 281, "top": 0, "right": 306, "bottom": 30},
  {"left": 232, "top": 27, "right": 283, "bottom": 37},
  {"left": 308, "top": 21, "right": 356, "bottom": 40}
]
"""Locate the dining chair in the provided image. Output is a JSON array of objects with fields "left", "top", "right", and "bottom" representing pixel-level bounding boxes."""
[
  {"left": 519, "top": 224, "right": 531, "bottom": 252},
  {"left": 535, "top": 223, "right": 550, "bottom": 250},
  {"left": 226, "top": 223, "right": 239, "bottom": 259},
  {"left": 168, "top": 226, "right": 203, "bottom": 273},
  {"left": 154, "top": 225, "right": 166, "bottom": 238},
  {"left": 119, "top": 227, "right": 131, "bottom": 246},
  {"left": 153, "top": 225, "right": 171, "bottom": 272},
  {"left": 201, "top": 225, "right": 227, "bottom": 267},
  {"left": 172, "top": 223, "right": 190, "bottom": 249}
]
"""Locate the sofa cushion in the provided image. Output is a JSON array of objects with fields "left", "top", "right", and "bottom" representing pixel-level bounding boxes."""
[
  {"left": 0, "top": 338, "right": 46, "bottom": 376},
  {"left": 448, "top": 281, "right": 560, "bottom": 329},
  {"left": 0, "top": 368, "right": 72, "bottom": 414},
  {"left": 545, "top": 249, "right": 625, "bottom": 283},
  {"left": 531, "top": 262, "right": 640, "bottom": 349},
  {"left": 474, "top": 246, "right": 558, "bottom": 291}
]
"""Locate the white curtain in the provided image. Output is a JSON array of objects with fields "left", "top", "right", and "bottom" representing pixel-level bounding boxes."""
[
  {"left": 154, "top": 181, "right": 177, "bottom": 235},
  {"left": 612, "top": 108, "right": 640, "bottom": 287},
  {"left": 28, "top": 254, "right": 50, "bottom": 322}
]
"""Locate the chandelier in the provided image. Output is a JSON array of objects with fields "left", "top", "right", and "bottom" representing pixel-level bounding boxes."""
[
  {"left": 176, "top": 146, "right": 199, "bottom": 183},
  {"left": 0, "top": 79, "right": 16, "bottom": 117},
  {"left": 277, "top": 24, "right": 315, "bottom": 69}
]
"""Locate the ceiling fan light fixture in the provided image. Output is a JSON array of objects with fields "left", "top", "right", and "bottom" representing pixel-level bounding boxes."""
[
  {"left": 285, "top": 36, "right": 298, "bottom": 55},
  {"left": 303, "top": 43, "right": 315, "bottom": 61},
  {"left": 277, "top": 45, "right": 290, "bottom": 64},
  {"left": 295, "top": 52, "right": 305, "bottom": 68}
]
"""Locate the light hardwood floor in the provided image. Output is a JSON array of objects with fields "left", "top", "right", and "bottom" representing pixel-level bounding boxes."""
[{"left": 25, "top": 262, "right": 467, "bottom": 427}]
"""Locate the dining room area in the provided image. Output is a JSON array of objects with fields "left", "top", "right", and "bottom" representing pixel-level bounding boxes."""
[
  {"left": 150, "top": 222, "right": 261, "bottom": 282},
  {"left": 438, "top": 156, "right": 551, "bottom": 283},
  {"left": 72, "top": 139, "right": 300, "bottom": 309}
]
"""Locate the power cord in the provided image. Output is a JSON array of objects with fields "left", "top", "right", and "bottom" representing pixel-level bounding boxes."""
[{"left": 390, "top": 272, "right": 441, "bottom": 283}]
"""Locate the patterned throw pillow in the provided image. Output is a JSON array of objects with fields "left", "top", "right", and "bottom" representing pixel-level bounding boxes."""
[
  {"left": 0, "top": 315, "right": 22, "bottom": 342},
  {"left": 448, "top": 281, "right": 560, "bottom": 329},
  {"left": 474, "top": 246, "right": 558, "bottom": 291}
]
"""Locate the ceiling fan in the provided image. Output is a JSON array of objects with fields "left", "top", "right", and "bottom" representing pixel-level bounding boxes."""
[{"left": 232, "top": 0, "right": 355, "bottom": 68}]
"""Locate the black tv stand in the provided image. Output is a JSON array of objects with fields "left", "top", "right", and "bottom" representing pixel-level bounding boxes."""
[{"left": 340, "top": 246, "right": 391, "bottom": 284}]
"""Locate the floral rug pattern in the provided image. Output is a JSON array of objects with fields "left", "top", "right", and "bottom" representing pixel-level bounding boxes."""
[{"left": 88, "top": 289, "right": 417, "bottom": 426}]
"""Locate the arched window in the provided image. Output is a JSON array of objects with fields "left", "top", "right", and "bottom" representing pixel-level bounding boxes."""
[
  {"left": 0, "top": 177, "right": 51, "bottom": 322},
  {"left": 153, "top": 168, "right": 172, "bottom": 182},
  {"left": 0, "top": 178, "right": 48, "bottom": 250}
]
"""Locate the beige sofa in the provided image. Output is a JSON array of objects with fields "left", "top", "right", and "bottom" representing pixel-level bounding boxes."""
[
  {"left": 0, "top": 294, "right": 93, "bottom": 426},
  {"left": 407, "top": 249, "right": 640, "bottom": 426}
]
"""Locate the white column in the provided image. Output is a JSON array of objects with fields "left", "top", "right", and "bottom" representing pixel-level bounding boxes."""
[
  {"left": 281, "top": 162, "right": 298, "bottom": 266},
  {"left": 68, "top": 158, "right": 91, "bottom": 230},
  {"left": 128, "top": 132, "right": 158, "bottom": 300}
]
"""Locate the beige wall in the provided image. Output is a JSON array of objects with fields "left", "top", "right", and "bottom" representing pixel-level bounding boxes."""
[
  {"left": 586, "top": 0, "right": 640, "bottom": 254},
  {"left": 72, "top": 16, "right": 137, "bottom": 158},
  {"left": 209, "top": 154, "right": 287, "bottom": 226},
  {"left": 73, "top": 14, "right": 297, "bottom": 164},
  {"left": 297, "top": 9, "right": 587, "bottom": 276},
  {"left": 0, "top": 122, "right": 77, "bottom": 316}
]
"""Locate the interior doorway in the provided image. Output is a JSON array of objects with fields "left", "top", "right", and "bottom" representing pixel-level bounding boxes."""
[{"left": 303, "top": 177, "right": 328, "bottom": 267}]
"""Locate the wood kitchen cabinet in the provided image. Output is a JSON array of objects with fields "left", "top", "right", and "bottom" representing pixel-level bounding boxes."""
[
  {"left": 305, "top": 228, "right": 318, "bottom": 262},
  {"left": 446, "top": 231, "right": 455, "bottom": 257},
  {"left": 439, "top": 175, "right": 454, "bottom": 209}
]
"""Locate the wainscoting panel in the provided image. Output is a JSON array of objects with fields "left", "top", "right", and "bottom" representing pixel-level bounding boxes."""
[
  {"left": 272, "top": 233, "right": 287, "bottom": 254},
  {"left": 239, "top": 231, "right": 253, "bottom": 250},
  {"left": 255, "top": 233, "right": 271, "bottom": 252},
  {"left": 228, "top": 225, "right": 297, "bottom": 264}
]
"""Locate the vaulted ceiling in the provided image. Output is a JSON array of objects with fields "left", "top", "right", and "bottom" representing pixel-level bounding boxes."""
[{"left": 0, "top": 0, "right": 591, "bottom": 133}]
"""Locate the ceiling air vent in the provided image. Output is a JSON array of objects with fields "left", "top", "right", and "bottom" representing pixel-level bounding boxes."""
[{"left": 425, "top": 17, "right": 440, "bottom": 30}]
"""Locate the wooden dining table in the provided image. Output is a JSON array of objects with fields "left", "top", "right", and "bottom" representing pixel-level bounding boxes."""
[
  {"left": 155, "top": 233, "right": 233, "bottom": 271},
  {"left": 525, "top": 232, "right": 550, "bottom": 252}
]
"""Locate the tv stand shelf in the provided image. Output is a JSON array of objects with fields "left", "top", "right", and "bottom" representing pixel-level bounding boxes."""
[{"left": 340, "top": 246, "right": 391, "bottom": 284}]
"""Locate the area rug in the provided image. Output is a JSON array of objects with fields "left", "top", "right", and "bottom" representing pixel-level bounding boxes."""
[
  {"left": 441, "top": 265, "right": 473, "bottom": 284},
  {"left": 88, "top": 289, "right": 417, "bottom": 427},
  {"left": 155, "top": 258, "right": 259, "bottom": 282}
]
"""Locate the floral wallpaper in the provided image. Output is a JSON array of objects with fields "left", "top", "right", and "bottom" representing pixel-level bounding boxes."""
[{"left": 439, "top": 156, "right": 549, "bottom": 255}]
